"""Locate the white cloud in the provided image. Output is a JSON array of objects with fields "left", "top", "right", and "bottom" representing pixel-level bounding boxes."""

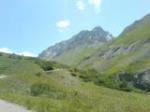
[
  {"left": 56, "top": 20, "right": 71, "bottom": 29},
  {"left": 76, "top": 0, "right": 85, "bottom": 11},
  {"left": 17, "top": 51, "right": 36, "bottom": 57},
  {"left": 89, "top": 0, "right": 102, "bottom": 7},
  {"left": 89, "top": 0, "right": 102, "bottom": 13},
  {"left": 0, "top": 47, "right": 36, "bottom": 57},
  {"left": 0, "top": 48, "right": 12, "bottom": 54}
]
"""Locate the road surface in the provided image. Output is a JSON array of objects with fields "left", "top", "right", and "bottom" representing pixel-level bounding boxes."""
[{"left": 0, "top": 100, "right": 32, "bottom": 112}]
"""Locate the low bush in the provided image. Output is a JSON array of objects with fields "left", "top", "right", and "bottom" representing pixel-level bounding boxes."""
[
  {"left": 35, "top": 72, "right": 42, "bottom": 77},
  {"left": 79, "top": 69, "right": 100, "bottom": 83},
  {"left": 30, "top": 83, "right": 65, "bottom": 99},
  {"left": 30, "top": 83, "right": 50, "bottom": 96}
]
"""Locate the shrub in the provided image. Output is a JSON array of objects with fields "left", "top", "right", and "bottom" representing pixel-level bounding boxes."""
[
  {"left": 79, "top": 69, "right": 100, "bottom": 83},
  {"left": 35, "top": 61, "right": 54, "bottom": 71},
  {"left": 119, "top": 81, "right": 133, "bottom": 92},
  {"left": 71, "top": 72, "right": 77, "bottom": 77},
  {"left": 41, "top": 62, "right": 54, "bottom": 71},
  {"left": 0, "top": 53, "right": 3, "bottom": 56},
  {"left": 30, "top": 83, "right": 50, "bottom": 96},
  {"left": 30, "top": 83, "right": 65, "bottom": 99},
  {"left": 35, "top": 72, "right": 42, "bottom": 77}
]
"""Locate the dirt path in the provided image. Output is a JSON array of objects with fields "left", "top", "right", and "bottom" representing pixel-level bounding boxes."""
[
  {"left": 0, "top": 74, "right": 7, "bottom": 79},
  {"left": 45, "top": 68, "right": 63, "bottom": 73},
  {"left": 0, "top": 100, "right": 32, "bottom": 112}
]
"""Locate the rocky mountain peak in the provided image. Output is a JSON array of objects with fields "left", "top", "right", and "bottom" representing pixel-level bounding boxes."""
[
  {"left": 92, "top": 26, "right": 104, "bottom": 32},
  {"left": 39, "top": 26, "right": 113, "bottom": 60}
]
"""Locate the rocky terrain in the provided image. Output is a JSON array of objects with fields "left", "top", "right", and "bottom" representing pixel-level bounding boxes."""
[
  {"left": 39, "top": 14, "right": 150, "bottom": 91},
  {"left": 39, "top": 26, "right": 113, "bottom": 66}
]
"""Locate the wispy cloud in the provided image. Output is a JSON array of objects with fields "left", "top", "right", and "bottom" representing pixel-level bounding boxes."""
[
  {"left": 89, "top": 0, "right": 102, "bottom": 13},
  {"left": 0, "top": 48, "right": 12, "bottom": 54},
  {"left": 56, "top": 20, "right": 71, "bottom": 29},
  {"left": 76, "top": 0, "right": 85, "bottom": 11},
  {"left": 0, "top": 47, "right": 36, "bottom": 57},
  {"left": 17, "top": 51, "right": 35, "bottom": 57}
]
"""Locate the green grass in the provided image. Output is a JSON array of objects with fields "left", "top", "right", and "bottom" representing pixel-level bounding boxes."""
[
  {"left": 113, "top": 14, "right": 150, "bottom": 45},
  {"left": 53, "top": 44, "right": 102, "bottom": 66},
  {"left": 0, "top": 53, "right": 150, "bottom": 112},
  {"left": 0, "top": 14, "right": 150, "bottom": 112},
  {"left": 72, "top": 14, "right": 150, "bottom": 91},
  {"left": 1, "top": 83, "right": 150, "bottom": 112}
]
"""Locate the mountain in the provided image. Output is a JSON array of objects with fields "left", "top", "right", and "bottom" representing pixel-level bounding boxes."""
[
  {"left": 39, "top": 26, "right": 113, "bottom": 66},
  {"left": 1, "top": 53, "right": 150, "bottom": 112},
  {"left": 77, "top": 13, "right": 150, "bottom": 91},
  {"left": 0, "top": 14, "right": 150, "bottom": 112},
  {"left": 40, "top": 13, "right": 150, "bottom": 91}
]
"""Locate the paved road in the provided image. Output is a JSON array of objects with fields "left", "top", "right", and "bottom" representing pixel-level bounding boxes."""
[{"left": 0, "top": 100, "right": 32, "bottom": 112}]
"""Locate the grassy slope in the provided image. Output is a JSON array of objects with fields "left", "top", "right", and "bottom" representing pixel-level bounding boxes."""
[
  {"left": 46, "top": 14, "right": 150, "bottom": 83},
  {"left": 0, "top": 53, "right": 150, "bottom": 112},
  {"left": 53, "top": 44, "right": 103, "bottom": 66},
  {"left": 55, "top": 47, "right": 96, "bottom": 66},
  {"left": 113, "top": 14, "right": 150, "bottom": 45},
  {"left": 77, "top": 14, "right": 150, "bottom": 83}
]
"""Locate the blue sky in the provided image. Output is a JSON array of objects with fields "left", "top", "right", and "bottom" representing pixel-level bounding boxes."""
[{"left": 0, "top": 0, "right": 150, "bottom": 56}]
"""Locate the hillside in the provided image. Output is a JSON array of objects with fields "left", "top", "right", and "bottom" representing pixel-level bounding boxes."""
[
  {"left": 39, "top": 14, "right": 150, "bottom": 91},
  {"left": 0, "top": 53, "right": 150, "bottom": 112},
  {"left": 77, "top": 14, "right": 150, "bottom": 91},
  {"left": 39, "top": 26, "right": 113, "bottom": 66}
]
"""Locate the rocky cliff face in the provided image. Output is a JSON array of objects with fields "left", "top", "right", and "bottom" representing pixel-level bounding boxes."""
[
  {"left": 39, "top": 26, "right": 113, "bottom": 61},
  {"left": 78, "top": 14, "right": 150, "bottom": 91}
]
